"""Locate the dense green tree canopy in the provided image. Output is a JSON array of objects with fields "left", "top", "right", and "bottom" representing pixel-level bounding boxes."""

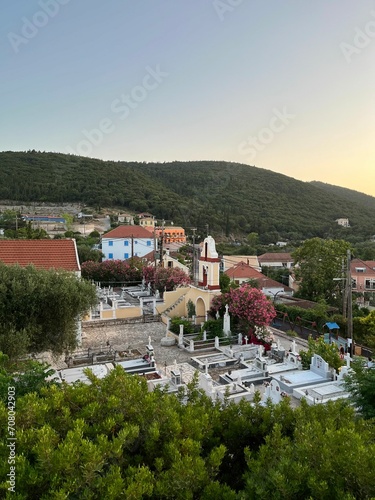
[
  {"left": 243, "top": 400, "right": 375, "bottom": 499},
  {"left": 292, "top": 238, "right": 351, "bottom": 304},
  {"left": 344, "top": 358, "right": 375, "bottom": 419},
  {"left": 0, "top": 365, "right": 374, "bottom": 499},
  {"left": 0, "top": 264, "right": 97, "bottom": 359},
  {"left": 0, "top": 210, "right": 25, "bottom": 231},
  {"left": 0, "top": 353, "right": 57, "bottom": 403},
  {"left": 2, "top": 151, "right": 375, "bottom": 241}
]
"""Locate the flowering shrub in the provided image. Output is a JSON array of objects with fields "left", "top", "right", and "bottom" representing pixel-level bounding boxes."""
[
  {"left": 210, "top": 294, "right": 227, "bottom": 317},
  {"left": 143, "top": 266, "right": 191, "bottom": 293},
  {"left": 228, "top": 285, "right": 276, "bottom": 327},
  {"left": 210, "top": 284, "right": 276, "bottom": 329},
  {"left": 254, "top": 326, "right": 274, "bottom": 344},
  {"left": 81, "top": 260, "right": 143, "bottom": 285}
]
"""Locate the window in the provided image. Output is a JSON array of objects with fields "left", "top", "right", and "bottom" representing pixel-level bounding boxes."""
[
  {"left": 124, "top": 241, "right": 129, "bottom": 246},
  {"left": 355, "top": 267, "right": 366, "bottom": 273},
  {"left": 124, "top": 253, "right": 129, "bottom": 259},
  {"left": 108, "top": 241, "right": 113, "bottom": 246},
  {"left": 134, "top": 241, "right": 138, "bottom": 244},
  {"left": 365, "top": 279, "right": 375, "bottom": 290},
  {"left": 108, "top": 253, "right": 113, "bottom": 259},
  {"left": 147, "top": 240, "right": 151, "bottom": 246}
]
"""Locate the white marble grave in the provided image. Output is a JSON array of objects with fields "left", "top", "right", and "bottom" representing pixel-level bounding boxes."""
[
  {"left": 293, "top": 353, "right": 352, "bottom": 404},
  {"left": 223, "top": 304, "right": 231, "bottom": 336},
  {"left": 270, "top": 354, "right": 335, "bottom": 394},
  {"left": 59, "top": 363, "right": 114, "bottom": 384},
  {"left": 198, "top": 370, "right": 255, "bottom": 404},
  {"left": 261, "top": 379, "right": 286, "bottom": 405}
]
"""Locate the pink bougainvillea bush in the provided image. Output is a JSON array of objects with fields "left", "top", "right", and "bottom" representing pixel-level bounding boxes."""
[
  {"left": 81, "top": 259, "right": 143, "bottom": 285},
  {"left": 82, "top": 260, "right": 191, "bottom": 292},
  {"left": 228, "top": 284, "right": 276, "bottom": 327},
  {"left": 210, "top": 284, "right": 276, "bottom": 329},
  {"left": 143, "top": 266, "right": 191, "bottom": 292},
  {"left": 210, "top": 294, "right": 227, "bottom": 317}
]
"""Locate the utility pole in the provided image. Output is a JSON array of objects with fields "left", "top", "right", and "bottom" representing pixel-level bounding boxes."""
[
  {"left": 191, "top": 228, "right": 197, "bottom": 285},
  {"left": 341, "top": 257, "right": 347, "bottom": 319},
  {"left": 153, "top": 226, "right": 157, "bottom": 267},
  {"left": 159, "top": 220, "right": 165, "bottom": 267},
  {"left": 346, "top": 249, "right": 353, "bottom": 357},
  {"left": 131, "top": 234, "right": 134, "bottom": 266}
]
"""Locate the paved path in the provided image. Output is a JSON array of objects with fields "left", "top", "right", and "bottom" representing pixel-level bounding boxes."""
[
  {"left": 81, "top": 321, "right": 307, "bottom": 368},
  {"left": 81, "top": 322, "right": 200, "bottom": 367},
  {"left": 39, "top": 321, "right": 308, "bottom": 374}
]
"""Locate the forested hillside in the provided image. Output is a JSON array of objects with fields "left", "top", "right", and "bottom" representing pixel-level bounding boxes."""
[
  {"left": 1, "top": 151, "right": 374, "bottom": 242},
  {"left": 310, "top": 181, "right": 375, "bottom": 210}
]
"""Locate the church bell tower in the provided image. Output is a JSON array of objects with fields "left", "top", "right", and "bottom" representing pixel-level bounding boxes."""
[{"left": 198, "top": 236, "right": 220, "bottom": 290}]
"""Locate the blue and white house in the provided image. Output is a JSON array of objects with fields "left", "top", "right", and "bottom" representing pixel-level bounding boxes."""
[{"left": 101, "top": 225, "right": 155, "bottom": 261}]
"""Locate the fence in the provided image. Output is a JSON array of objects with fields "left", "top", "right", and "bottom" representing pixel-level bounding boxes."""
[
  {"left": 273, "top": 312, "right": 320, "bottom": 341},
  {"left": 176, "top": 332, "right": 239, "bottom": 353},
  {"left": 274, "top": 312, "right": 372, "bottom": 358}
]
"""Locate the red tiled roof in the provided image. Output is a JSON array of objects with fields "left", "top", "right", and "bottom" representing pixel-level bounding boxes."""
[
  {"left": 226, "top": 262, "right": 263, "bottom": 280},
  {"left": 226, "top": 262, "right": 293, "bottom": 291},
  {"left": 142, "top": 250, "right": 156, "bottom": 262},
  {"left": 0, "top": 239, "right": 80, "bottom": 271},
  {"left": 351, "top": 258, "right": 375, "bottom": 275},
  {"left": 258, "top": 252, "right": 293, "bottom": 263},
  {"left": 102, "top": 225, "right": 154, "bottom": 239},
  {"left": 364, "top": 260, "right": 375, "bottom": 270}
]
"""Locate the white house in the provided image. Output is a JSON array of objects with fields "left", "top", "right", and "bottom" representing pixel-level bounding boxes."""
[
  {"left": 221, "top": 255, "right": 261, "bottom": 272},
  {"left": 102, "top": 225, "right": 155, "bottom": 261},
  {"left": 258, "top": 252, "right": 294, "bottom": 269},
  {"left": 163, "top": 250, "right": 189, "bottom": 274},
  {"left": 335, "top": 218, "right": 350, "bottom": 227}
]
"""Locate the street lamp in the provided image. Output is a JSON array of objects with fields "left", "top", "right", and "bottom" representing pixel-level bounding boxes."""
[
  {"left": 268, "top": 290, "right": 284, "bottom": 303},
  {"left": 346, "top": 249, "right": 353, "bottom": 357}
]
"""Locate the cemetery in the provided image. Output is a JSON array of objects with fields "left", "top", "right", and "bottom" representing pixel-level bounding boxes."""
[
  {"left": 58, "top": 337, "right": 158, "bottom": 383},
  {"left": 60, "top": 237, "right": 356, "bottom": 408},
  {"left": 84, "top": 280, "right": 162, "bottom": 321},
  {"left": 59, "top": 315, "right": 354, "bottom": 409}
]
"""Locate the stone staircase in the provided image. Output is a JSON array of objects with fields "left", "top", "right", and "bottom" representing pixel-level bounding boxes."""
[
  {"left": 143, "top": 314, "right": 161, "bottom": 323},
  {"left": 162, "top": 292, "right": 188, "bottom": 316}
]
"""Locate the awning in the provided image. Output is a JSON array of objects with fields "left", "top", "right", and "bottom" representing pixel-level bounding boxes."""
[{"left": 324, "top": 322, "right": 340, "bottom": 330}]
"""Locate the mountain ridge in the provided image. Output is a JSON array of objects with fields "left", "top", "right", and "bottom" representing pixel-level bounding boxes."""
[{"left": 1, "top": 151, "right": 374, "bottom": 243}]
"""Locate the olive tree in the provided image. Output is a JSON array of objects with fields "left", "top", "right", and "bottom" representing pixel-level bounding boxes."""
[{"left": 0, "top": 264, "right": 97, "bottom": 359}]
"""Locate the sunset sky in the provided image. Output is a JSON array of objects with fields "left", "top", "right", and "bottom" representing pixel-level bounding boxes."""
[{"left": 2, "top": 0, "right": 375, "bottom": 195}]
